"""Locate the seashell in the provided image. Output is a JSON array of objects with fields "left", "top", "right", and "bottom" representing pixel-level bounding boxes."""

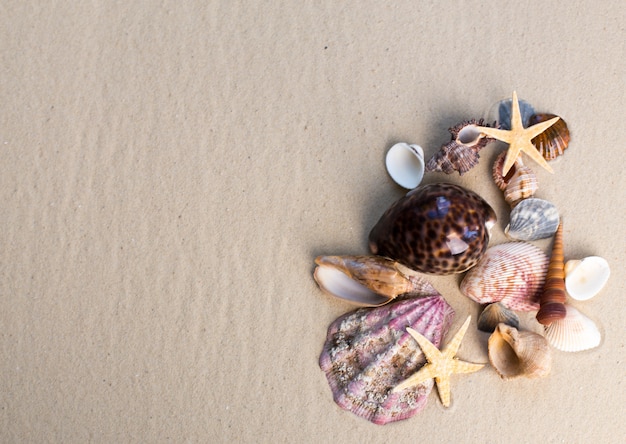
[
  {"left": 529, "top": 113, "right": 570, "bottom": 161},
  {"left": 460, "top": 242, "right": 549, "bottom": 311},
  {"left": 313, "top": 255, "right": 440, "bottom": 307},
  {"left": 425, "top": 119, "right": 495, "bottom": 176},
  {"left": 536, "top": 222, "right": 567, "bottom": 326},
  {"left": 492, "top": 151, "right": 517, "bottom": 192},
  {"left": 495, "top": 97, "right": 535, "bottom": 130},
  {"left": 477, "top": 302, "right": 520, "bottom": 333},
  {"left": 369, "top": 183, "right": 497, "bottom": 275},
  {"left": 565, "top": 256, "right": 610, "bottom": 301},
  {"left": 319, "top": 294, "right": 455, "bottom": 424},
  {"left": 488, "top": 323, "right": 551, "bottom": 379},
  {"left": 543, "top": 304, "right": 601, "bottom": 352},
  {"left": 385, "top": 143, "right": 425, "bottom": 189},
  {"left": 505, "top": 198, "right": 559, "bottom": 241},
  {"left": 503, "top": 163, "right": 538, "bottom": 207}
]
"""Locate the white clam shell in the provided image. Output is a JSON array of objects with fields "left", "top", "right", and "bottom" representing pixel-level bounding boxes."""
[
  {"left": 504, "top": 198, "right": 559, "bottom": 241},
  {"left": 543, "top": 304, "right": 601, "bottom": 352},
  {"left": 564, "top": 256, "right": 610, "bottom": 301},
  {"left": 385, "top": 143, "right": 425, "bottom": 189},
  {"left": 460, "top": 242, "right": 549, "bottom": 311}
]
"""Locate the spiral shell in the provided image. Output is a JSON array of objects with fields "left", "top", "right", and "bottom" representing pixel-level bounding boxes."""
[
  {"left": 529, "top": 113, "right": 570, "bottom": 161},
  {"left": 460, "top": 242, "right": 549, "bottom": 311},
  {"left": 505, "top": 198, "right": 559, "bottom": 241},
  {"left": 313, "top": 255, "right": 440, "bottom": 307},
  {"left": 369, "top": 183, "right": 496, "bottom": 275},
  {"left": 425, "top": 119, "right": 494, "bottom": 176},
  {"left": 503, "top": 164, "right": 538, "bottom": 207},
  {"left": 488, "top": 323, "right": 552, "bottom": 379},
  {"left": 536, "top": 222, "right": 567, "bottom": 326}
]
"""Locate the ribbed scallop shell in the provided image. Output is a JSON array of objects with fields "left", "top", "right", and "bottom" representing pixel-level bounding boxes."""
[
  {"left": 460, "top": 242, "right": 549, "bottom": 311},
  {"left": 477, "top": 302, "right": 520, "bottom": 333},
  {"left": 505, "top": 198, "right": 559, "bottom": 241},
  {"left": 488, "top": 323, "right": 552, "bottom": 379},
  {"left": 529, "top": 113, "right": 570, "bottom": 161},
  {"left": 543, "top": 304, "right": 601, "bottom": 352},
  {"left": 319, "top": 295, "right": 455, "bottom": 425},
  {"left": 492, "top": 151, "right": 516, "bottom": 192},
  {"left": 425, "top": 119, "right": 494, "bottom": 176},
  {"left": 536, "top": 222, "right": 567, "bottom": 326}
]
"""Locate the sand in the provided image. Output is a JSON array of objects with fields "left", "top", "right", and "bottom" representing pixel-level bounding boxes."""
[{"left": 1, "top": 1, "right": 625, "bottom": 442}]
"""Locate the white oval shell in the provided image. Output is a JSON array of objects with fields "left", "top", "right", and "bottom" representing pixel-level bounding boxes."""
[
  {"left": 504, "top": 198, "right": 559, "bottom": 241},
  {"left": 565, "top": 256, "right": 610, "bottom": 301},
  {"left": 460, "top": 242, "right": 549, "bottom": 311},
  {"left": 385, "top": 143, "right": 425, "bottom": 189},
  {"left": 543, "top": 304, "right": 601, "bottom": 352}
]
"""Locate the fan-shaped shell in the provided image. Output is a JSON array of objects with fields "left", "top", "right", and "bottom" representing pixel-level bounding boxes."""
[
  {"left": 505, "top": 198, "right": 559, "bottom": 241},
  {"left": 565, "top": 256, "right": 610, "bottom": 301},
  {"left": 477, "top": 302, "right": 520, "bottom": 333},
  {"left": 313, "top": 255, "right": 439, "bottom": 307},
  {"left": 488, "top": 323, "right": 551, "bottom": 379},
  {"left": 529, "top": 113, "right": 570, "bottom": 161},
  {"left": 460, "top": 242, "right": 549, "bottom": 311},
  {"left": 319, "top": 295, "right": 455, "bottom": 425},
  {"left": 369, "top": 183, "right": 496, "bottom": 275},
  {"left": 543, "top": 304, "right": 601, "bottom": 352}
]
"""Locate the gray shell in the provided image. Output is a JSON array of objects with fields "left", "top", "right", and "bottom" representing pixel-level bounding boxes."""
[{"left": 504, "top": 198, "right": 559, "bottom": 241}]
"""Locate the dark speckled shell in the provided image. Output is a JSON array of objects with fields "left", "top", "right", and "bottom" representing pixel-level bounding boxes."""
[{"left": 368, "top": 183, "right": 496, "bottom": 275}]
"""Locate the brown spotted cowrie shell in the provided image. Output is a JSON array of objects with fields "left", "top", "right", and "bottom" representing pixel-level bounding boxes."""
[{"left": 368, "top": 183, "right": 496, "bottom": 275}]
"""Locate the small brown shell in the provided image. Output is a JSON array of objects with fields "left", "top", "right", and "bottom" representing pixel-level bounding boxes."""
[
  {"left": 503, "top": 163, "right": 538, "bottom": 207},
  {"left": 477, "top": 302, "right": 520, "bottom": 333},
  {"left": 529, "top": 113, "right": 570, "bottom": 161},
  {"left": 488, "top": 323, "right": 552, "bottom": 379},
  {"left": 492, "top": 151, "right": 518, "bottom": 192},
  {"left": 536, "top": 222, "right": 567, "bottom": 326}
]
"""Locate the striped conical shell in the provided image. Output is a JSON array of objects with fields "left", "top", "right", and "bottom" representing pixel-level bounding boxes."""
[{"left": 536, "top": 221, "right": 567, "bottom": 325}]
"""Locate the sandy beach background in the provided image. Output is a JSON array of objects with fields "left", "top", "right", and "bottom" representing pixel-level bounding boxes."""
[{"left": 2, "top": 1, "right": 625, "bottom": 442}]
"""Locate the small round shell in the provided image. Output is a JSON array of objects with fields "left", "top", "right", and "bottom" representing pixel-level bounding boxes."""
[
  {"left": 503, "top": 164, "right": 538, "bottom": 207},
  {"left": 488, "top": 323, "right": 551, "bottom": 379},
  {"left": 477, "top": 302, "right": 520, "bottom": 333},
  {"left": 565, "top": 256, "right": 610, "bottom": 301},
  {"left": 529, "top": 113, "right": 570, "bottom": 161},
  {"left": 543, "top": 304, "right": 601, "bottom": 352},
  {"left": 460, "top": 242, "right": 549, "bottom": 311},
  {"left": 386, "top": 143, "right": 425, "bottom": 189},
  {"left": 505, "top": 198, "right": 559, "bottom": 241}
]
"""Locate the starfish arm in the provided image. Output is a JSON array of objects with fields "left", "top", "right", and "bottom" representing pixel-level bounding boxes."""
[
  {"left": 502, "top": 146, "right": 522, "bottom": 176},
  {"left": 520, "top": 141, "right": 554, "bottom": 173},
  {"left": 406, "top": 327, "right": 442, "bottom": 360},
  {"left": 525, "top": 116, "right": 560, "bottom": 139},
  {"left": 450, "top": 359, "right": 485, "bottom": 374},
  {"left": 510, "top": 91, "right": 522, "bottom": 128},
  {"left": 392, "top": 364, "right": 436, "bottom": 393},
  {"left": 442, "top": 316, "right": 472, "bottom": 358},
  {"left": 434, "top": 376, "right": 451, "bottom": 407},
  {"left": 475, "top": 126, "right": 512, "bottom": 142}
]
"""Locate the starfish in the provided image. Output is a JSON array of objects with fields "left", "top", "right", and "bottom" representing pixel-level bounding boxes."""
[
  {"left": 393, "top": 316, "right": 484, "bottom": 408},
  {"left": 476, "top": 91, "right": 560, "bottom": 175}
]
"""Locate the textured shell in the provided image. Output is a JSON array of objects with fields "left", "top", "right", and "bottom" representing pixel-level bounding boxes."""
[
  {"left": 319, "top": 295, "right": 455, "bottom": 425},
  {"left": 492, "top": 151, "right": 517, "bottom": 192},
  {"left": 477, "top": 302, "right": 520, "bottom": 333},
  {"left": 369, "top": 183, "right": 497, "bottom": 275},
  {"left": 313, "top": 255, "right": 439, "bottom": 307},
  {"left": 488, "top": 323, "right": 551, "bottom": 379},
  {"left": 565, "top": 256, "right": 610, "bottom": 301},
  {"left": 529, "top": 113, "right": 570, "bottom": 161},
  {"left": 505, "top": 198, "right": 559, "bottom": 241},
  {"left": 536, "top": 222, "right": 567, "bottom": 326},
  {"left": 460, "top": 242, "right": 549, "bottom": 311},
  {"left": 503, "top": 164, "right": 538, "bottom": 207},
  {"left": 496, "top": 98, "right": 535, "bottom": 130},
  {"left": 425, "top": 119, "right": 494, "bottom": 176},
  {"left": 543, "top": 304, "right": 601, "bottom": 352}
]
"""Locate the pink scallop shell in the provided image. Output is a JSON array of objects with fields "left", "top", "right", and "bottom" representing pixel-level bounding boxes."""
[
  {"left": 319, "top": 294, "right": 454, "bottom": 425},
  {"left": 460, "top": 242, "right": 549, "bottom": 311}
]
